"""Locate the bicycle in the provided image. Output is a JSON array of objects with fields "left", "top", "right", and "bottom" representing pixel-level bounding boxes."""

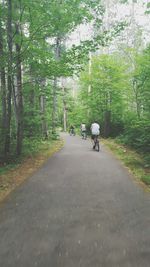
[
  {"left": 81, "top": 131, "right": 87, "bottom": 140},
  {"left": 70, "top": 129, "right": 75, "bottom": 136},
  {"left": 93, "top": 135, "right": 100, "bottom": 152}
]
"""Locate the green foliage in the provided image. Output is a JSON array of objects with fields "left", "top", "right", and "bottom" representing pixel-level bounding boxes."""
[
  {"left": 78, "top": 53, "right": 129, "bottom": 136},
  {"left": 22, "top": 138, "right": 44, "bottom": 156},
  {"left": 118, "top": 119, "right": 150, "bottom": 154},
  {"left": 141, "top": 174, "right": 150, "bottom": 185},
  {"left": 116, "top": 45, "right": 150, "bottom": 159},
  {"left": 133, "top": 46, "right": 150, "bottom": 117},
  {"left": 70, "top": 46, "right": 150, "bottom": 160},
  {"left": 51, "top": 132, "right": 60, "bottom": 140},
  {"left": 145, "top": 1, "right": 150, "bottom": 14},
  {"left": 0, "top": 162, "right": 20, "bottom": 176}
]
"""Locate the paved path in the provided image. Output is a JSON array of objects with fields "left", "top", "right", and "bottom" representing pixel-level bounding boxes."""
[{"left": 0, "top": 134, "right": 150, "bottom": 267}]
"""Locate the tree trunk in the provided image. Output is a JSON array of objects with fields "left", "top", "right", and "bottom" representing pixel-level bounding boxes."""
[
  {"left": 52, "top": 36, "right": 61, "bottom": 134},
  {"left": 62, "top": 79, "right": 67, "bottom": 132},
  {"left": 12, "top": 78, "right": 18, "bottom": 127},
  {"left": 88, "top": 52, "right": 92, "bottom": 93},
  {"left": 40, "top": 96, "right": 48, "bottom": 138},
  {"left": 104, "top": 110, "right": 111, "bottom": 138},
  {"left": 0, "top": 17, "right": 7, "bottom": 159},
  {"left": 5, "top": 0, "right": 13, "bottom": 155},
  {"left": 63, "top": 100, "right": 67, "bottom": 132},
  {"left": 133, "top": 80, "right": 141, "bottom": 119},
  {"left": 40, "top": 79, "right": 48, "bottom": 138},
  {"left": 15, "top": 22, "right": 23, "bottom": 156},
  {"left": 52, "top": 77, "right": 57, "bottom": 134}
]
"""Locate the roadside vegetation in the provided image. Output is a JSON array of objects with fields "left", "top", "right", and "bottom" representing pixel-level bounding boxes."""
[
  {"left": 0, "top": 138, "right": 63, "bottom": 202},
  {"left": 103, "top": 138, "right": 150, "bottom": 188}
]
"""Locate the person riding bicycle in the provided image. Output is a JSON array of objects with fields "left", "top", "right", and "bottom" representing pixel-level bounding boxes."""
[
  {"left": 80, "top": 123, "right": 87, "bottom": 139},
  {"left": 91, "top": 121, "right": 100, "bottom": 149},
  {"left": 69, "top": 125, "right": 75, "bottom": 136}
]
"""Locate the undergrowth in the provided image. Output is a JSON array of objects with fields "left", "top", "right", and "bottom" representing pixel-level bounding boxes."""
[{"left": 103, "top": 138, "right": 150, "bottom": 187}]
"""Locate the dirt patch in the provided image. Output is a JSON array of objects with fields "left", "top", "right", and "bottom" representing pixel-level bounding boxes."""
[{"left": 0, "top": 140, "right": 64, "bottom": 203}]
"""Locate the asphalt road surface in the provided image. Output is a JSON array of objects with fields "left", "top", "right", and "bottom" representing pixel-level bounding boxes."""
[{"left": 0, "top": 134, "right": 150, "bottom": 267}]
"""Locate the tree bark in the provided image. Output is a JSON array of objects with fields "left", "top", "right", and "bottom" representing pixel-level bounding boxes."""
[
  {"left": 62, "top": 79, "right": 67, "bottom": 132},
  {"left": 52, "top": 36, "right": 61, "bottom": 134},
  {"left": 28, "top": 67, "right": 35, "bottom": 137},
  {"left": 40, "top": 79, "right": 48, "bottom": 138},
  {"left": 5, "top": 0, "right": 13, "bottom": 155},
  {"left": 104, "top": 110, "right": 111, "bottom": 138},
  {"left": 15, "top": 22, "right": 23, "bottom": 156},
  {"left": 0, "top": 16, "right": 7, "bottom": 158},
  {"left": 52, "top": 77, "right": 57, "bottom": 134},
  {"left": 133, "top": 80, "right": 141, "bottom": 119}
]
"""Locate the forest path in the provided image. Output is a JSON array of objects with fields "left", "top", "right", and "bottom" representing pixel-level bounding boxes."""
[{"left": 0, "top": 133, "right": 149, "bottom": 267}]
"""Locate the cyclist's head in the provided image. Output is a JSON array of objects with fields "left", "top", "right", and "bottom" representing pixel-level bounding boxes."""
[{"left": 94, "top": 120, "right": 98, "bottom": 123}]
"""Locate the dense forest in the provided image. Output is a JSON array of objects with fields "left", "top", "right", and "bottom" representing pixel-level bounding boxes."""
[{"left": 0, "top": 0, "right": 149, "bottom": 165}]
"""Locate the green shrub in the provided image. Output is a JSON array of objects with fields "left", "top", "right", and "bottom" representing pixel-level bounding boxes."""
[
  {"left": 118, "top": 119, "right": 150, "bottom": 153},
  {"left": 141, "top": 174, "right": 150, "bottom": 185},
  {"left": 116, "top": 119, "right": 150, "bottom": 168}
]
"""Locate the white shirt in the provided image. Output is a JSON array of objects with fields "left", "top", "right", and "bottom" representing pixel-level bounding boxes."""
[
  {"left": 81, "top": 124, "right": 86, "bottom": 131},
  {"left": 91, "top": 123, "right": 100, "bottom": 135}
]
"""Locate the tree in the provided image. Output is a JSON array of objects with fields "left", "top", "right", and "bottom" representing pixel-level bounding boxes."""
[
  {"left": 5, "top": 0, "right": 13, "bottom": 156},
  {"left": 14, "top": 0, "right": 24, "bottom": 155},
  {"left": 0, "top": 3, "right": 7, "bottom": 158},
  {"left": 133, "top": 46, "right": 150, "bottom": 119},
  {"left": 78, "top": 54, "right": 129, "bottom": 136}
]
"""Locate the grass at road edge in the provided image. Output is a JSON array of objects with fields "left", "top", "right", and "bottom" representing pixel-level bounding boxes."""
[
  {"left": 0, "top": 139, "right": 64, "bottom": 203},
  {"left": 103, "top": 139, "right": 150, "bottom": 190}
]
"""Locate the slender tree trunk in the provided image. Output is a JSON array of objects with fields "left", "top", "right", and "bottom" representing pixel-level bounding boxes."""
[
  {"left": 103, "top": 89, "right": 112, "bottom": 137},
  {"left": 52, "top": 78, "right": 57, "bottom": 134},
  {"left": 40, "top": 79, "right": 48, "bottom": 138},
  {"left": 62, "top": 79, "right": 67, "bottom": 132},
  {"left": 40, "top": 96, "right": 48, "bottom": 138},
  {"left": 29, "top": 73, "right": 35, "bottom": 137},
  {"left": 88, "top": 52, "right": 92, "bottom": 93},
  {"left": 5, "top": 0, "right": 13, "bottom": 155},
  {"left": 15, "top": 22, "right": 23, "bottom": 155},
  {"left": 63, "top": 104, "right": 67, "bottom": 132},
  {"left": 133, "top": 80, "right": 141, "bottom": 119},
  {"left": 104, "top": 110, "right": 111, "bottom": 137},
  {"left": 52, "top": 36, "right": 60, "bottom": 134},
  {"left": 0, "top": 18, "right": 7, "bottom": 158},
  {"left": 12, "top": 78, "right": 18, "bottom": 126}
]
